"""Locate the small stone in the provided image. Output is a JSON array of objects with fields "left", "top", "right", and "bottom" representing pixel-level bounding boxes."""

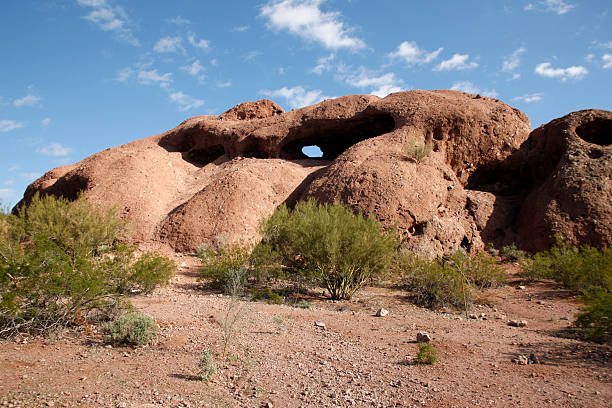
[
  {"left": 375, "top": 308, "right": 389, "bottom": 317},
  {"left": 507, "top": 320, "right": 527, "bottom": 327},
  {"left": 517, "top": 285, "right": 526, "bottom": 290},
  {"left": 468, "top": 313, "right": 478, "bottom": 319},
  {"left": 560, "top": 316, "right": 569, "bottom": 320},
  {"left": 314, "top": 321, "right": 326, "bottom": 329},
  {"left": 537, "top": 300, "right": 545, "bottom": 305},
  {"left": 416, "top": 332, "right": 431, "bottom": 343}
]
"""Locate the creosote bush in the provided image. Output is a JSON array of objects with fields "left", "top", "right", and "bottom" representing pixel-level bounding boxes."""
[
  {"left": 103, "top": 311, "right": 158, "bottom": 346},
  {"left": 416, "top": 343, "right": 438, "bottom": 365},
  {"left": 0, "top": 193, "right": 174, "bottom": 338},
  {"left": 404, "top": 138, "right": 433, "bottom": 163},
  {"left": 261, "top": 199, "right": 399, "bottom": 300}
]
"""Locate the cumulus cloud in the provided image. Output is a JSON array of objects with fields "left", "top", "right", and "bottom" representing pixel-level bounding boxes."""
[
  {"left": 312, "top": 53, "right": 335, "bottom": 75},
  {"left": 388, "top": 41, "right": 443, "bottom": 65},
  {"left": 217, "top": 81, "right": 232, "bottom": 88},
  {"left": 434, "top": 54, "right": 478, "bottom": 71},
  {"left": 188, "top": 33, "right": 210, "bottom": 51},
  {"left": 13, "top": 94, "right": 41, "bottom": 107},
  {"left": 260, "top": 0, "right": 365, "bottom": 50},
  {"left": 153, "top": 36, "right": 185, "bottom": 54},
  {"left": 260, "top": 86, "right": 330, "bottom": 109},
  {"left": 502, "top": 47, "right": 526, "bottom": 79},
  {"left": 115, "top": 67, "right": 134, "bottom": 82},
  {"left": 535, "top": 62, "right": 588, "bottom": 80},
  {"left": 450, "top": 81, "right": 498, "bottom": 98},
  {"left": 168, "top": 92, "right": 204, "bottom": 111},
  {"left": 512, "top": 93, "right": 544, "bottom": 103},
  {"left": 524, "top": 0, "right": 574, "bottom": 15},
  {"left": 603, "top": 54, "right": 612, "bottom": 69},
  {"left": 77, "top": 0, "right": 139, "bottom": 46},
  {"left": 0, "top": 120, "right": 24, "bottom": 133},
  {"left": 182, "top": 60, "right": 205, "bottom": 76},
  {"left": 344, "top": 68, "right": 405, "bottom": 97},
  {"left": 234, "top": 25, "right": 249, "bottom": 32},
  {"left": 137, "top": 69, "right": 172, "bottom": 87},
  {"left": 36, "top": 142, "right": 73, "bottom": 157},
  {"left": 41, "top": 117, "right": 52, "bottom": 127}
]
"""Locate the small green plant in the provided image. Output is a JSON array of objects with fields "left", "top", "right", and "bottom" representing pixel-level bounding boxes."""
[
  {"left": 261, "top": 199, "right": 399, "bottom": 300},
  {"left": 251, "top": 287, "right": 284, "bottom": 304},
  {"left": 272, "top": 316, "right": 285, "bottom": 334},
  {"left": 574, "top": 291, "right": 611, "bottom": 343},
  {"left": 197, "top": 349, "right": 217, "bottom": 381},
  {"left": 103, "top": 311, "right": 158, "bottom": 346},
  {"left": 293, "top": 299, "right": 312, "bottom": 309},
  {"left": 404, "top": 138, "right": 433, "bottom": 163},
  {"left": 500, "top": 243, "right": 527, "bottom": 263},
  {"left": 416, "top": 343, "right": 438, "bottom": 365}
]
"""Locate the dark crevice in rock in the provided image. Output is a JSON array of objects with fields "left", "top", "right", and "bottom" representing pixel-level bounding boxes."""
[{"left": 575, "top": 118, "right": 612, "bottom": 146}]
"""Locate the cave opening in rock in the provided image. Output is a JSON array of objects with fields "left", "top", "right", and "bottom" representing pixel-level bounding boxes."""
[
  {"left": 575, "top": 118, "right": 612, "bottom": 146},
  {"left": 183, "top": 145, "right": 226, "bottom": 166},
  {"left": 280, "top": 110, "right": 395, "bottom": 160},
  {"left": 302, "top": 145, "right": 323, "bottom": 158}
]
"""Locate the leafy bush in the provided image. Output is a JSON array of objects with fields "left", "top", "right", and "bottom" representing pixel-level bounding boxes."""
[
  {"left": 293, "top": 299, "right": 313, "bottom": 309},
  {"left": 500, "top": 243, "right": 527, "bottom": 263},
  {"left": 0, "top": 193, "right": 174, "bottom": 338},
  {"left": 250, "top": 287, "right": 284, "bottom": 304},
  {"left": 197, "top": 349, "right": 217, "bottom": 381},
  {"left": 404, "top": 138, "right": 433, "bottom": 163},
  {"left": 416, "top": 343, "right": 438, "bottom": 365},
  {"left": 261, "top": 199, "right": 399, "bottom": 300},
  {"left": 575, "top": 291, "right": 611, "bottom": 344},
  {"left": 103, "top": 311, "right": 158, "bottom": 346},
  {"left": 522, "top": 237, "right": 611, "bottom": 293},
  {"left": 400, "top": 250, "right": 505, "bottom": 310},
  {"left": 198, "top": 242, "right": 252, "bottom": 289}
]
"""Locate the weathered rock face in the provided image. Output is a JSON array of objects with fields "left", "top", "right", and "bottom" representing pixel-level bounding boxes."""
[{"left": 17, "top": 91, "right": 611, "bottom": 256}]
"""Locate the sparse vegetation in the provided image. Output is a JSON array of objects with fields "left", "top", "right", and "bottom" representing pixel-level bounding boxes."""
[
  {"left": 250, "top": 287, "right": 284, "bottom": 304},
  {"left": 261, "top": 199, "right": 399, "bottom": 300},
  {"left": 103, "top": 311, "right": 158, "bottom": 346},
  {"left": 0, "top": 193, "right": 174, "bottom": 338},
  {"left": 196, "top": 349, "right": 217, "bottom": 381},
  {"left": 500, "top": 243, "right": 527, "bottom": 263},
  {"left": 404, "top": 138, "right": 433, "bottom": 163},
  {"left": 293, "top": 299, "right": 312, "bottom": 309},
  {"left": 416, "top": 343, "right": 438, "bottom": 365},
  {"left": 272, "top": 316, "right": 285, "bottom": 334}
]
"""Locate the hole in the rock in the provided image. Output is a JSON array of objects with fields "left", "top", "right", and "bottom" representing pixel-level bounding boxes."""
[
  {"left": 460, "top": 236, "right": 471, "bottom": 251},
  {"left": 183, "top": 145, "right": 225, "bottom": 166},
  {"left": 433, "top": 127, "right": 445, "bottom": 141},
  {"left": 302, "top": 145, "right": 323, "bottom": 158},
  {"left": 575, "top": 118, "right": 612, "bottom": 146},
  {"left": 280, "top": 109, "right": 395, "bottom": 160},
  {"left": 589, "top": 148, "right": 604, "bottom": 159}
]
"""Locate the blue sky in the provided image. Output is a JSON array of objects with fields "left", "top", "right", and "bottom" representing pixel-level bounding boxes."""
[{"left": 1, "top": 0, "right": 611, "bottom": 206}]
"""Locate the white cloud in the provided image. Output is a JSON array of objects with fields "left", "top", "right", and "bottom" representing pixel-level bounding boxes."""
[
  {"left": 345, "top": 69, "right": 405, "bottom": 97},
  {"left": 115, "top": 67, "right": 133, "bottom": 82},
  {"left": 41, "top": 117, "right": 51, "bottom": 127},
  {"left": 77, "top": 0, "right": 139, "bottom": 46},
  {"left": 434, "top": 54, "right": 478, "bottom": 71},
  {"left": 312, "top": 53, "right": 335, "bottom": 74},
  {"left": 450, "top": 81, "right": 498, "bottom": 98},
  {"left": 513, "top": 93, "right": 544, "bottom": 103},
  {"left": 13, "top": 94, "right": 41, "bottom": 107},
  {"left": 181, "top": 60, "right": 205, "bottom": 76},
  {"left": 4, "top": 179, "right": 14, "bottom": 186},
  {"left": 535, "top": 62, "right": 588, "bottom": 80},
  {"left": 188, "top": 33, "right": 210, "bottom": 51},
  {"left": 166, "top": 16, "right": 191, "bottom": 25},
  {"left": 137, "top": 69, "right": 172, "bottom": 88},
  {"left": 153, "top": 36, "right": 185, "bottom": 54},
  {"left": 502, "top": 47, "right": 526, "bottom": 78},
  {"left": 0, "top": 120, "right": 24, "bottom": 133},
  {"left": 217, "top": 81, "right": 232, "bottom": 88},
  {"left": 524, "top": 0, "right": 574, "bottom": 15},
  {"left": 36, "top": 142, "right": 73, "bottom": 157},
  {"left": 168, "top": 92, "right": 204, "bottom": 111},
  {"left": 243, "top": 50, "right": 262, "bottom": 61},
  {"left": 603, "top": 54, "right": 612, "bottom": 69},
  {"left": 260, "top": 0, "right": 365, "bottom": 50},
  {"left": 260, "top": 86, "right": 330, "bottom": 109},
  {"left": 388, "top": 41, "right": 443, "bottom": 65},
  {"left": 234, "top": 25, "right": 249, "bottom": 32},
  {"left": 585, "top": 53, "right": 595, "bottom": 62}
]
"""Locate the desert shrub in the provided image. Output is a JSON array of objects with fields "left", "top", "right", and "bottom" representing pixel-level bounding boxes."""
[
  {"left": 500, "top": 243, "right": 527, "bottom": 263},
  {"left": 261, "top": 199, "right": 399, "bottom": 300},
  {"left": 575, "top": 291, "right": 611, "bottom": 343},
  {"left": 250, "top": 287, "right": 284, "bottom": 304},
  {"left": 404, "top": 138, "right": 433, "bottom": 163},
  {"left": 416, "top": 343, "right": 438, "bottom": 365},
  {"left": 0, "top": 193, "right": 174, "bottom": 338},
  {"left": 400, "top": 250, "right": 505, "bottom": 310},
  {"left": 522, "top": 237, "right": 611, "bottom": 293},
  {"left": 293, "top": 299, "right": 313, "bottom": 309},
  {"left": 198, "top": 242, "right": 252, "bottom": 289},
  {"left": 103, "top": 311, "right": 158, "bottom": 346},
  {"left": 197, "top": 349, "right": 217, "bottom": 381}
]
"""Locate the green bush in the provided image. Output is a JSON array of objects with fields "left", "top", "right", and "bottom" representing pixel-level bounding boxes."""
[
  {"left": 404, "top": 138, "right": 433, "bottom": 163},
  {"left": 198, "top": 242, "right": 252, "bottom": 289},
  {"left": 0, "top": 193, "right": 174, "bottom": 338},
  {"left": 261, "top": 199, "right": 399, "bottom": 300},
  {"left": 197, "top": 349, "right": 217, "bottom": 381},
  {"left": 416, "top": 343, "right": 438, "bottom": 365},
  {"left": 500, "top": 243, "right": 527, "bottom": 263},
  {"left": 250, "top": 287, "right": 284, "bottom": 304},
  {"left": 400, "top": 250, "right": 504, "bottom": 310},
  {"left": 103, "top": 311, "right": 158, "bottom": 346},
  {"left": 575, "top": 291, "right": 611, "bottom": 343}
]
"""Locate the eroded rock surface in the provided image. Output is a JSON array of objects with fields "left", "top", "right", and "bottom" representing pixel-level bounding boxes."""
[{"left": 17, "top": 91, "right": 610, "bottom": 256}]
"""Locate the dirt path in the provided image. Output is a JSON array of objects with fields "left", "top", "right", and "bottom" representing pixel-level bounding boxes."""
[{"left": 1, "top": 260, "right": 610, "bottom": 407}]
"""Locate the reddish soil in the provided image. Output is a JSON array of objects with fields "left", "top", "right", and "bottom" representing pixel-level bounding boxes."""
[{"left": 1, "top": 261, "right": 610, "bottom": 408}]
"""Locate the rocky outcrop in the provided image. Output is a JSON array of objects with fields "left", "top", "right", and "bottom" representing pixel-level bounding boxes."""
[{"left": 17, "top": 91, "right": 611, "bottom": 256}]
